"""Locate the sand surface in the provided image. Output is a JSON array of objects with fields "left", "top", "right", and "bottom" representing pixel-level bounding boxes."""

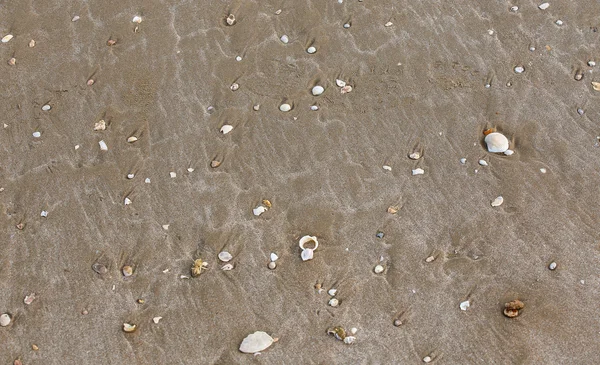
[{"left": 2, "top": 0, "right": 600, "bottom": 364}]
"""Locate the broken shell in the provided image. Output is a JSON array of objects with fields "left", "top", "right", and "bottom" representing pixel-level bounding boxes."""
[
  {"left": 239, "top": 331, "right": 274, "bottom": 354},
  {"left": 423, "top": 356, "right": 432, "bottom": 363},
  {"left": 280, "top": 35, "right": 289, "bottom": 44},
  {"left": 226, "top": 14, "right": 236, "bottom": 26},
  {"left": 270, "top": 253, "right": 279, "bottom": 262},
  {"left": 328, "top": 298, "right": 339, "bottom": 307},
  {"left": 478, "top": 160, "right": 488, "bottom": 166},
  {"left": 311, "top": 85, "right": 325, "bottom": 96},
  {"left": 24, "top": 293, "right": 36, "bottom": 305},
  {"left": 374, "top": 265, "right": 384, "bottom": 274},
  {"left": 300, "top": 248, "right": 314, "bottom": 261},
  {"left": 122, "top": 265, "right": 133, "bottom": 277},
  {"left": 218, "top": 251, "right": 233, "bottom": 262},
  {"left": 72, "top": 15, "right": 80, "bottom": 22},
  {"left": 107, "top": 39, "right": 117, "bottom": 46},
  {"left": 425, "top": 256, "right": 435, "bottom": 263},
  {"left": 40, "top": 210, "right": 48, "bottom": 218},
  {"left": 2, "top": 34, "right": 13, "bottom": 43},
  {"left": 383, "top": 165, "right": 392, "bottom": 171},
  {"left": 327, "top": 326, "right": 346, "bottom": 340},
  {"left": 307, "top": 46, "right": 316, "bottom": 54},
  {"left": 127, "top": 173, "right": 134, "bottom": 179},
  {"left": 41, "top": 104, "right": 51, "bottom": 111},
  {"left": 491, "top": 196, "right": 504, "bottom": 207},
  {"left": 124, "top": 197, "right": 132, "bottom": 205},
  {"left": 92, "top": 263, "right": 107, "bottom": 275},
  {"left": 310, "top": 105, "right": 319, "bottom": 111},
  {"left": 253, "top": 104, "right": 260, "bottom": 111},
  {"left": 127, "top": 136, "right": 138, "bottom": 143},
  {"left": 387, "top": 206, "right": 399, "bottom": 214},
  {"left": 230, "top": 83, "right": 239, "bottom": 91},
  {"left": 409, "top": 152, "right": 421, "bottom": 160},
  {"left": 32, "top": 132, "right": 41, "bottom": 138},
  {"left": 279, "top": 103, "right": 291, "bottom": 112},
  {"left": 484, "top": 132, "right": 509, "bottom": 153},
  {"left": 253, "top": 206, "right": 266, "bottom": 216},
  {"left": 29, "top": 39, "right": 35, "bottom": 47},
  {"left": 384, "top": 21, "right": 393, "bottom": 27},
  {"left": 412, "top": 168, "right": 425, "bottom": 175},
  {"left": 132, "top": 16, "right": 142, "bottom": 23},
  {"left": 32, "top": 344, "right": 39, "bottom": 351},
  {"left": 262, "top": 199, "right": 271, "bottom": 208},
  {"left": 336, "top": 79, "right": 346, "bottom": 87},
  {"left": 592, "top": 82, "right": 600, "bottom": 91},
  {"left": 210, "top": 160, "right": 221, "bottom": 168},
  {"left": 0, "top": 313, "right": 11, "bottom": 327},
  {"left": 8, "top": 57, "right": 16, "bottom": 66},
  {"left": 538, "top": 2, "right": 549, "bottom": 10},
  {"left": 328, "top": 288, "right": 337, "bottom": 296},
  {"left": 169, "top": 172, "right": 176, "bottom": 178},
  {"left": 220, "top": 125, "right": 233, "bottom": 134},
  {"left": 123, "top": 323, "right": 137, "bottom": 333},
  {"left": 341, "top": 85, "right": 353, "bottom": 94},
  {"left": 221, "top": 263, "right": 234, "bottom": 271},
  {"left": 460, "top": 300, "right": 470, "bottom": 311},
  {"left": 93, "top": 120, "right": 106, "bottom": 131},
  {"left": 268, "top": 261, "right": 277, "bottom": 270},
  {"left": 344, "top": 336, "right": 356, "bottom": 344},
  {"left": 504, "top": 149, "right": 514, "bottom": 156},
  {"left": 299, "top": 235, "right": 319, "bottom": 251},
  {"left": 152, "top": 317, "right": 162, "bottom": 324},
  {"left": 503, "top": 299, "right": 524, "bottom": 318},
  {"left": 99, "top": 140, "right": 108, "bottom": 151}
]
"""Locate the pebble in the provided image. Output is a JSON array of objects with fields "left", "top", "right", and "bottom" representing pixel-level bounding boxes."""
[
  {"left": 311, "top": 85, "right": 325, "bottom": 96},
  {"left": 220, "top": 125, "right": 234, "bottom": 134},
  {"left": 383, "top": 165, "right": 392, "bottom": 171},
  {"left": 268, "top": 261, "right": 277, "bottom": 270},
  {"left": 574, "top": 73, "right": 583, "bottom": 81},
  {"left": 153, "top": 317, "right": 162, "bottom": 324},
  {"left": 412, "top": 168, "right": 425, "bottom": 175},
  {"left": 211, "top": 160, "right": 221, "bottom": 168},
  {"left": 94, "top": 120, "right": 106, "bottom": 131},
  {"left": 343, "top": 23, "right": 351, "bottom": 29},
  {"left": 32, "top": 131, "right": 41, "bottom": 138},
  {"left": 307, "top": 46, "right": 316, "bottom": 54},
  {"left": 122, "top": 265, "right": 133, "bottom": 277},
  {"left": 491, "top": 196, "right": 504, "bottom": 207},
  {"left": 270, "top": 253, "right": 279, "bottom": 262},
  {"left": 127, "top": 136, "right": 138, "bottom": 143},
  {"left": 72, "top": 15, "right": 80, "bottom": 22},
  {"left": 42, "top": 104, "right": 51, "bottom": 111},
  {"left": 514, "top": 66, "right": 525, "bottom": 74},
  {"left": 279, "top": 103, "right": 291, "bottom": 112},
  {"left": 460, "top": 300, "right": 470, "bottom": 311},
  {"left": 310, "top": 105, "right": 319, "bottom": 111},
  {"left": 99, "top": 140, "right": 108, "bottom": 151},
  {"left": 538, "top": 2, "right": 550, "bottom": 10},
  {"left": 328, "top": 298, "right": 339, "bottom": 307},
  {"left": 374, "top": 265, "right": 384, "bottom": 274},
  {"left": 478, "top": 160, "right": 488, "bottom": 166},
  {"left": 218, "top": 251, "right": 233, "bottom": 262},
  {"left": 2, "top": 34, "right": 13, "bottom": 43},
  {"left": 280, "top": 35, "right": 289, "bottom": 44},
  {"left": 92, "top": 263, "right": 107, "bottom": 275},
  {"left": 0, "top": 313, "right": 11, "bottom": 327},
  {"left": 549, "top": 262, "right": 557, "bottom": 270}
]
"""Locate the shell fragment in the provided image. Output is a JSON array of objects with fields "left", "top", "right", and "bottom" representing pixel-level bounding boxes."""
[
  {"left": 491, "top": 196, "right": 504, "bottom": 207},
  {"left": 239, "top": 331, "right": 275, "bottom": 354},
  {"left": 99, "top": 140, "right": 108, "bottom": 151},
  {"left": 218, "top": 251, "right": 233, "bottom": 262},
  {"left": 253, "top": 206, "right": 266, "bottom": 216},
  {"left": 2, "top": 34, "right": 13, "bottom": 43},
  {"left": 460, "top": 300, "right": 470, "bottom": 311},
  {"left": 412, "top": 168, "right": 424, "bottom": 175},
  {"left": 220, "top": 125, "right": 233, "bottom": 134}
]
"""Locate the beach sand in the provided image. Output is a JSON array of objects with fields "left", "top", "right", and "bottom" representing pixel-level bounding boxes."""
[{"left": 1, "top": 0, "right": 600, "bottom": 363}]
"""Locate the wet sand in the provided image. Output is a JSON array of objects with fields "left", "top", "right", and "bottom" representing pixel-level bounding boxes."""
[{"left": 2, "top": 0, "right": 600, "bottom": 364}]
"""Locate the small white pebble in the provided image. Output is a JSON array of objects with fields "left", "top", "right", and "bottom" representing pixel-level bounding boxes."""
[
  {"left": 235, "top": 56, "right": 242, "bottom": 61},
  {"left": 460, "top": 158, "right": 467, "bottom": 164},
  {"left": 412, "top": 168, "right": 424, "bottom": 175},
  {"left": 423, "top": 356, "right": 432, "bottom": 363},
  {"left": 99, "top": 140, "right": 108, "bottom": 151},
  {"left": 383, "top": 165, "right": 392, "bottom": 171},
  {"left": 529, "top": 46, "right": 536, "bottom": 52},
  {"left": 311, "top": 85, "right": 325, "bottom": 96},
  {"left": 540, "top": 168, "right": 547, "bottom": 173},
  {"left": 538, "top": 2, "right": 550, "bottom": 10},
  {"left": 514, "top": 66, "right": 525, "bottom": 74},
  {"left": 32, "top": 131, "right": 41, "bottom": 138},
  {"left": 169, "top": 172, "right": 176, "bottom": 178},
  {"left": 478, "top": 160, "right": 488, "bottom": 166},
  {"left": 549, "top": 262, "right": 557, "bottom": 270},
  {"left": 40, "top": 210, "right": 48, "bottom": 217},
  {"left": 280, "top": 35, "right": 289, "bottom": 44},
  {"left": 145, "top": 178, "right": 151, "bottom": 183},
  {"left": 0, "top": 313, "right": 11, "bottom": 327},
  {"left": 307, "top": 46, "right": 316, "bottom": 54},
  {"left": 279, "top": 103, "right": 291, "bottom": 112},
  {"left": 460, "top": 300, "right": 470, "bottom": 311}
]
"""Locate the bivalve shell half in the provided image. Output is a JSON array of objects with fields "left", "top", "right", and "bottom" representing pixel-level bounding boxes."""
[
  {"left": 311, "top": 86, "right": 324, "bottom": 96},
  {"left": 279, "top": 103, "right": 291, "bottom": 112},
  {"left": 239, "top": 331, "right": 275, "bottom": 354},
  {"left": 2, "top": 34, "right": 13, "bottom": 43},
  {"left": 484, "top": 132, "right": 509, "bottom": 153},
  {"left": 491, "top": 196, "right": 504, "bottom": 207},
  {"left": 220, "top": 125, "right": 233, "bottom": 134},
  {"left": 218, "top": 251, "right": 233, "bottom": 262},
  {"left": 0, "top": 313, "right": 11, "bottom": 327}
]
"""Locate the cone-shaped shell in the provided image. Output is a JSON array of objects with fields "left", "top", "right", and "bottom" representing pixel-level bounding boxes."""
[
  {"left": 239, "top": 331, "right": 274, "bottom": 353},
  {"left": 484, "top": 132, "right": 509, "bottom": 153}
]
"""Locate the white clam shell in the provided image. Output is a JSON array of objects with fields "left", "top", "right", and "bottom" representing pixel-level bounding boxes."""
[
  {"left": 253, "top": 206, "right": 266, "bottom": 216},
  {"left": 478, "top": 160, "right": 488, "bottom": 166},
  {"left": 374, "top": 265, "right": 384, "bottom": 274},
  {"left": 239, "top": 331, "right": 274, "bottom": 354},
  {"left": 42, "top": 104, "right": 51, "bottom": 111},
  {"left": 328, "top": 288, "right": 337, "bottom": 296},
  {"left": 279, "top": 103, "right": 291, "bottom": 112},
  {"left": 307, "top": 46, "right": 316, "bottom": 54},
  {"left": 0, "top": 313, "right": 11, "bottom": 327},
  {"left": 344, "top": 336, "right": 356, "bottom": 344},
  {"left": 280, "top": 35, "right": 289, "bottom": 44},
  {"left": 311, "top": 86, "right": 324, "bottom": 96},
  {"left": 336, "top": 79, "right": 346, "bottom": 87},
  {"left": 218, "top": 251, "right": 233, "bottom": 262},
  {"left": 301, "top": 248, "right": 314, "bottom": 261},
  {"left": 220, "top": 124, "right": 233, "bottom": 134},
  {"left": 2, "top": 34, "right": 13, "bottom": 43},
  {"left": 484, "top": 132, "right": 509, "bottom": 153},
  {"left": 491, "top": 196, "right": 504, "bottom": 207}
]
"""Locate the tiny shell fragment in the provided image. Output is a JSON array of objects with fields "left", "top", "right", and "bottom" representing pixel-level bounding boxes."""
[
  {"left": 387, "top": 206, "right": 399, "bottom": 214},
  {"left": 341, "top": 85, "right": 353, "bottom": 94},
  {"left": 127, "top": 136, "right": 138, "bottom": 143},
  {"left": 29, "top": 39, "right": 35, "bottom": 47},
  {"left": 270, "top": 253, "right": 279, "bottom": 262},
  {"left": 336, "top": 79, "right": 346, "bottom": 87},
  {"left": 2, "top": 34, "right": 13, "bottom": 43},
  {"left": 226, "top": 14, "right": 236, "bottom": 26},
  {"left": 24, "top": 293, "right": 36, "bottom": 305},
  {"left": 123, "top": 323, "right": 137, "bottom": 333},
  {"left": 124, "top": 197, "right": 132, "bottom": 205},
  {"left": 99, "top": 140, "right": 108, "bottom": 151},
  {"left": 412, "top": 168, "right": 424, "bottom": 175},
  {"left": 211, "top": 160, "right": 221, "bottom": 168},
  {"left": 409, "top": 152, "right": 421, "bottom": 160},
  {"left": 153, "top": 317, "right": 162, "bottom": 324},
  {"left": 220, "top": 125, "right": 233, "bottom": 134},
  {"left": 8, "top": 57, "right": 16, "bottom": 66},
  {"left": 42, "top": 104, "right": 51, "bottom": 111},
  {"left": 383, "top": 165, "right": 392, "bottom": 171},
  {"left": 384, "top": 21, "right": 393, "bottom": 27},
  {"left": 93, "top": 120, "right": 106, "bottom": 131},
  {"left": 72, "top": 15, "right": 80, "bottom": 22},
  {"left": 491, "top": 196, "right": 504, "bottom": 207},
  {"left": 328, "top": 298, "right": 339, "bottom": 307},
  {"left": 478, "top": 160, "right": 488, "bottom": 166},
  {"left": 460, "top": 300, "right": 470, "bottom": 311},
  {"left": 301, "top": 248, "right": 314, "bottom": 261},
  {"left": 221, "top": 263, "right": 234, "bottom": 271},
  {"left": 374, "top": 265, "right": 384, "bottom": 274},
  {"left": 538, "top": 2, "right": 549, "bottom": 10},
  {"left": 253, "top": 206, "right": 266, "bottom": 216},
  {"left": 132, "top": 16, "right": 142, "bottom": 23},
  {"left": 239, "top": 331, "right": 274, "bottom": 353},
  {"left": 592, "top": 82, "right": 600, "bottom": 91}
]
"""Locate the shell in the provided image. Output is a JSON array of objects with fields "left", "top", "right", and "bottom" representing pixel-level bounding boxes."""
[
  {"left": 122, "top": 265, "right": 133, "bottom": 277},
  {"left": 412, "top": 168, "right": 425, "bottom": 175},
  {"left": 218, "top": 251, "right": 233, "bottom": 262},
  {"left": 99, "top": 140, "right": 108, "bottom": 151},
  {"left": 123, "top": 323, "right": 137, "bottom": 333},
  {"left": 24, "top": 293, "right": 36, "bottom": 305},
  {"left": 344, "top": 336, "right": 356, "bottom": 344},
  {"left": 387, "top": 206, "right": 399, "bottom": 214},
  {"left": 72, "top": 15, "right": 80, "bottom": 22},
  {"left": 328, "top": 298, "right": 339, "bottom": 307},
  {"left": 307, "top": 46, "right": 316, "bottom": 54},
  {"left": 0, "top": 313, "right": 11, "bottom": 327},
  {"left": 341, "top": 85, "right": 353, "bottom": 94},
  {"left": 211, "top": 160, "right": 221, "bottom": 168},
  {"left": 2, "top": 34, "right": 13, "bottom": 43},
  {"left": 504, "top": 149, "right": 514, "bottom": 156},
  {"left": 538, "top": 2, "right": 549, "bottom": 10},
  {"left": 220, "top": 125, "right": 233, "bottom": 134},
  {"left": 548, "top": 262, "right": 557, "bottom": 270},
  {"left": 299, "top": 235, "right": 318, "bottom": 250},
  {"left": 32, "top": 132, "right": 41, "bottom": 138},
  {"left": 253, "top": 206, "right": 266, "bottom": 216},
  {"left": 484, "top": 132, "right": 509, "bottom": 153},
  {"left": 132, "top": 16, "right": 142, "bottom": 23},
  {"left": 336, "top": 79, "right": 346, "bottom": 87},
  {"left": 29, "top": 39, "right": 35, "bottom": 47},
  {"left": 478, "top": 160, "right": 488, "bottom": 166},
  {"left": 383, "top": 165, "right": 392, "bottom": 171},
  {"left": 221, "top": 263, "right": 234, "bottom": 271},
  {"left": 409, "top": 152, "right": 421, "bottom": 160},
  {"left": 92, "top": 263, "right": 108, "bottom": 275},
  {"left": 42, "top": 104, "right": 51, "bottom": 111},
  {"left": 268, "top": 261, "right": 277, "bottom": 270},
  {"left": 460, "top": 300, "right": 470, "bottom": 311},
  {"left": 239, "top": 331, "right": 274, "bottom": 354},
  {"left": 311, "top": 86, "right": 324, "bottom": 96},
  {"left": 491, "top": 196, "right": 504, "bottom": 207},
  {"left": 514, "top": 66, "right": 525, "bottom": 74},
  {"left": 153, "top": 317, "right": 162, "bottom": 324},
  {"left": 93, "top": 120, "right": 106, "bottom": 131},
  {"left": 124, "top": 197, "right": 132, "bottom": 205},
  {"left": 279, "top": 103, "right": 291, "bottom": 112},
  {"left": 327, "top": 326, "right": 346, "bottom": 340},
  {"left": 301, "top": 248, "right": 314, "bottom": 261},
  {"left": 280, "top": 35, "right": 289, "bottom": 44},
  {"left": 385, "top": 21, "right": 393, "bottom": 27},
  {"left": 226, "top": 14, "right": 236, "bottom": 26},
  {"left": 127, "top": 136, "right": 138, "bottom": 143},
  {"left": 374, "top": 265, "right": 384, "bottom": 274},
  {"left": 270, "top": 253, "right": 279, "bottom": 262},
  {"left": 328, "top": 288, "right": 337, "bottom": 296}
]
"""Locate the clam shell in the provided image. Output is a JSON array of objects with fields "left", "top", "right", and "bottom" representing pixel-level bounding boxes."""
[
  {"left": 132, "top": 16, "right": 142, "bottom": 23},
  {"left": 122, "top": 265, "right": 133, "bottom": 277},
  {"left": 491, "top": 196, "right": 504, "bottom": 207},
  {"left": 279, "top": 103, "right": 291, "bottom": 112},
  {"left": 280, "top": 35, "right": 289, "bottom": 44},
  {"left": 2, "top": 34, "right": 13, "bottom": 43},
  {"left": 220, "top": 125, "right": 233, "bottom": 134},
  {"left": 41, "top": 104, "right": 51, "bottom": 111},
  {"left": 127, "top": 136, "right": 138, "bottom": 143},
  {"left": 32, "top": 132, "right": 41, "bottom": 138},
  {"left": 374, "top": 265, "right": 384, "bottom": 274},
  {"left": 336, "top": 79, "right": 346, "bottom": 87},
  {"left": 484, "top": 132, "right": 509, "bottom": 153},
  {"left": 0, "top": 313, "right": 11, "bottom": 327},
  {"left": 218, "top": 251, "right": 233, "bottom": 262},
  {"left": 270, "top": 253, "right": 279, "bottom": 262},
  {"left": 328, "top": 298, "right": 339, "bottom": 307},
  {"left": 307, "top": 46, "right": 317, "bottom": 54},
  {"left": 239, "top": 331, "right": 274, "bottom": 354},
  {"left": 311, "top": 86, "right": 324, "bottom": 96}
]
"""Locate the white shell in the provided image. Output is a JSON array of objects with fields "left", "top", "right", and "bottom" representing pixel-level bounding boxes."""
[
  {"left": 162, "top": 224, "right": 169, "bottom": 230},
  {"left": 384, "top": 21, "right": 393, "bottom": 27},
  {"left": 253, "top": 206, "right": 266, "bottom": 216},
  {"left": 169, "top": 172, "right": 176, "bottom": 178},
  {"left": 301, "top": 248, "right": 314, "bottom": 261},
  {"left": 412, "top": 168, "right": 424, "bottom": 175},
  {"left": 514, "top": 66, "right": 525, "bottom": 73},
  {"left": 328, "top": 288, "right": 337, "bottom": 296},
  {"left": 478, "top": 160, "right": 488, "bottom": 166},
  {"left": 187, "top": 168, "right": 194, "bottom": 172},
  {"left": 40, "top": 210, "right": 48, "bottom": 217},
  {"left": 310, "top": 105, "right": 319, "bottom": 111},
  {"left": 549, "top": 262, "right": 557, "bottom": 270},
  {"left": 350, "top": 327, "right": 358, "bottom": 335},
  {"left": 94, "top": 120, "right": 106, "bottom": 131},
  {"left": 0, "top": 313, "right": 11, "bottom": 327},
  {"left": 124, "top": 197, "right": 132, "bottom": 205},
  {"left": 383, "top": 165, "right": 392, "bottom": 171},
  {"left": 538, "top": 2, "right": 549, "bottom": 10},
  {"left": 504, "top": 149, "right": 514, "bottom": 156},
  {"left": 220, "top": 124, "right": 234, "bottom": 134},
  {"left": 280, "top": 35, "right": 289, "bottom": 44},
  {"left": 24, "top": 293, "right": 36, "bottom": 305},
  {"left": 132, "top": 16, "right": 142, "bottom": 23},
  {"left": 409, "top": 152, "right": 421, "bottom": 160},
  {"left": 336, "top": 79, "right": 346, "bottom": 87},
  {"left": 221, "top": 263, "right": 234, "bottom": 271},
  {"left": 299, "top": 235, "right": 319, "bottom": 250},
  {"left": 236, "top": 56, "right": 242, "bottom": 61},
  {"left": 460, "top": 300, "right": 470, "bottom": 311},
  {"left": 270, "top": 253, "right": 279, "bottom": 262},
  {"left": 2, "top": 34, "right": 13, "bottom": 43},
  {"left": 328, "top": 298, "right": 339, "bottom": 307},
  {"left": 239, "top": 331, "right": 274, "bottom": 354},
  {"left": 485, "top": 132, "right": 509, "bottom": 153},
  {"left": 555, "top": 20, "right": 563, "bottom": 26},
  {"left": 307, "top": 46, "right": 316, "bottom": 54},
  {"left": 72, "top": 15, "right": 80, "bottom": 22},
  {"left": 230, "top": 83, "right": 239, "bottom": 91},
  {"left": 42, "top": 104, "right": 51, "bottom": 111},
  {"left": 540, "top": 168, "right": 547, "bottom": 174},
  {"left": 218, "top": 251, "right": 233, "bottom": 262},
  {"left": 145, "top": 178, "right": 151, "bottom": 183},
  {"left": 423, "top": 356, "right": 432, "bottom": 363},
  {"left": 279, "top": 103, "right": 291, "bottom": 112},
  {"left": 491, "top": 196, "right": 504, "bottom": 207},
  {"left": 99, "top": 140, "right": 108, "bottom": 151},
  {"left": 374, "top": 265, "right": 384, "bottom": 274},
  {"left": 588, "top": 61, "right": 596, "bottom": 67},
  {"left": 32, "top": 131, "right": 41, "bottom": 138},
  {"left": 153, "top": 317, "right": 162, "bottom": 324},
  {"left": 341, "top": 85, "right": 353, "bottom": 94},
  {"left": 311, "top": 86, "right": 324, "bottom": 96},
  {"left": 460, "top": 158, "right": 467, "bottom": 164},
  {"left": 344, "top": 336, "right": 356, "bottom": 344},
  {"left": 127, "top": 136, "right": 138, "bottom": 143}
]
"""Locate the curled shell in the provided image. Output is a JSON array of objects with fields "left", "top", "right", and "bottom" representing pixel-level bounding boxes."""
[
  {"left": 298, "top": 235, "right": 318, "bottom": 250},
  {"left": 239, "top": 331, "right": 274, "bottom": 353}
]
